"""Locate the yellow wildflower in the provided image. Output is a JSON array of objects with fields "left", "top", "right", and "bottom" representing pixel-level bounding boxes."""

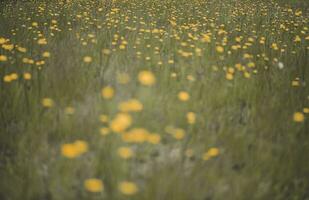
[
  {"left": 118, "top": 181, "right": 138, "bottom": 195},
  {"left": 84, "top": 179, "right": 104, "bottom": 192},
  {"left": 178, "top": 91, "right": 190, "bottom": 101},
  {"left": 117, "top": 147, "right": 133, "bottom": 159},
  {"left": 110, "top": 113, "right": 132, "bottom": 133},
  {"left": 101, "top": 86, "right": 115, "bottom": 99},
  {"left": 42, "top": 98, "right": 54, "bottom": 108},
  {"left": 138, "top": 70, "right": 156, "bottom": 86},
  {"left": 293, "top": 112, "right": 304, "bottom": 122}
]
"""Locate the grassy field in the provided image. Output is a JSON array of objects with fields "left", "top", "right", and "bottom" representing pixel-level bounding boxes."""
[{"left": 0, "top": 0, "right": 308, "bottom": 199}]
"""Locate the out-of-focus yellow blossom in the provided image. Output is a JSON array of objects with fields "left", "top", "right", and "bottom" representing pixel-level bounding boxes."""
[
  {"left": 292, "top": 80, "right": 300, "bottom": 87},
  {"left": 84, "top": 178, "right": 104, "bottom": 192},
  {"left": 118, "top": 181, "right": 138, "bottom": 195},
  {"left": 83, "top": 56, "right": 92, "bottom": 63},
  {"left": 3, "top": 75, "right": 12, "bottom": 82},
  {"left": 17, "top": 47, "right": 27, "bottom": 53},
  {"left": 186, "top": 112, "right": 196, "bottom": 124},
  {"left": 178, "top": 91, "right": 190, "bottom": 101},
  {"left": 293, "top": 112, "right": 304, "bottom": 122},
  {"left": 0, "top": 55, "right": 7, "bottom": 62},
  {"left": 2, "top": 44, "right": 14, "bottom": 51},
  {"left": 138, "top": 70, "right": 156, "bottom": 86},
  {"left": 23, "top": 73, "right": 32, "bottom": 80},
  {"left": 42, "top": 51, "right": 51, "bottom": 58},
  {"left": 117, "top": 147, "right": 133, "bottom": 159},
  {"left": 110, "top": 113, "right": 132, "bottom": 133},
  {"left": 203, "top": 147, "right": 220, "bottom": 160},
  {"left": 216, "top": 46, "right": 224, "bottom": 53},
  {"left": 101, "top": 86, "right": 115, "bottom": 99},
  {"left": 42, "top": 98, "right": 54, "bottom": 108},
  {"left": 61, "top": 140, "right": 88, "bottom": 158},
  {"left": 226, "top": 73, "right": 234, "bottom": 80},
  {"left": 38, "top": 38, "right": 47, "bottom": 45},
  {"left": 0, "top": 37, "right": 6, "bottom": 44},
  {"left": 147, "top": 133, "right": 161, "bottom": 144},
  {"left": 122, "top": 128, "right": 149, "bottom": 143},
  {"left": 100, "top": 127, "right": 110, "bottom": 136},
  {"left": 172, "top": 128, "right": 185, "bottom": 140},
  {"left": 118, "top": 99, "right": 143, "bottom": 112},
  {"left": 201, "top": 34, "right": 211, "bottom": 43}
]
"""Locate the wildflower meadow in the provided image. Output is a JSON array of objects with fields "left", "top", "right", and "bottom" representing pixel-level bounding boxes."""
[{"left": 0, "top": 0, "right": 308, "bottom": 199}]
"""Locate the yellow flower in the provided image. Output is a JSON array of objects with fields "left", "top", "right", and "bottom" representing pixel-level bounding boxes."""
[
  {"left": 101, "top": 86, "right": 114, "bottom": 99},
  {"left": 244, "top": 72, "right": 251, "bottom": 78},
  {"left": 110, "top": 113, "right": 132, "bottom": 133},
  {"left": 0, "top": 37, "right": 6, "bottom": 44},
  {"left": 226, "top": 73, "right": 234, "bottom": 80},
  {"left": 186, "top": 112, "right": 196, "bottom": 124},
  {"left": 247, "top": 62, "right": 255, "bottom": 68},
  {"left": 201, "top": 34, "right": 211, "bottom": 43},
  {"left": 271, "top": 43, "right": 278, "bottom": 50},
  {"left": 61, "top": 140, "right": 88, "bottom": 158},
  {"left": 178, "top": 91, "right": 190, "bottom": 101},
  {"left": 294, "top": 35, "right": 301, "bottom": 42},
  {"left": 172, "top": 128, "right": 185, "bottom": 140},
  {"left": 83, "top": 56, "right": 92, "bottom": 63},
  {"left": 117, "top": 147, "right": 133, "bottom": 159},
  {"left": 122, "top": 128, "right": 149, "bottom": 143},
  {"left": 118, "top": 99, "right": 143, "bottom": 112},
  {"left": 0, "top": 55, "right": 7, "bottom": 62},
  {"left": 292, "top": 80, "right": 300, "bottom": 87},
  {"left": 2, "top": 44, "right": 14, "bottom": 51},
  {"left": 23, "top": 73, "right": 32, "bottom": 80},
  {"left": 138, "top": 70, "right": 156, "bottom": 86},
  {"left": 42, "top": 51, "right": 51, "bottom": 58},
  {"left": 147, "top": 133, "right": 161, "bottom": 144},
  {"left": 118, "top": 181, "right": 138, "bottom": 195},
  {"left": 74, "top": 140, "right": 88, "bottom": 154},
  {"left": 84, "top": 179, "right": 104, "bottom": 192},
  {"left": 32, "top": 22, "right": 38, "bottom": 27},
  {"left": 293, "top": 112, "right": 304, "bottom": 122},
  {"left": 203, "top": 147, "right": 219, "bottom": 160},
  {"left": 100, "top": 127, "right": 110, "bottom": 136},
  {"left": 216, "top": 46, "right": 224, "bottom": 53},
  {"left": 61, "top": 143, "right": 79, "bottom": 158},
  {"left": 38, "top": 38, "right": 47, "bottom": 45},
  {"left": 3, "top": 75, "right": 12, "bottom": 82},
  {"left": 42, "top": 98, "right": 54, "bottom": 108},
  {"left": 17, "top": 47, "right": 27, "bottom": 53},
  {"left": 169, "top": 20, "right": 177, "bottom": 27},
  {"left": 295, "top": 10, "right": 302, "bottom": 16},
  {"left": 10, "top": 73, "right": 18, "bottom": 80},
  {"left": 207, "top": 148, "right": 219, "bottom": 156},
  {"left": 303, "top": 108, "right": 309, "bottom": 114}
]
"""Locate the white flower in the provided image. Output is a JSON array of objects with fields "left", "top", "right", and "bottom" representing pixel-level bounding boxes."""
[{"left": 278, "top": 62, "right": 284, "bottom": 69}]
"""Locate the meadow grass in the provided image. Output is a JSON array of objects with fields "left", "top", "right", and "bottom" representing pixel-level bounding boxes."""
[{"left": 0, "top": 0, "right": 308, "bottom": 199}]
